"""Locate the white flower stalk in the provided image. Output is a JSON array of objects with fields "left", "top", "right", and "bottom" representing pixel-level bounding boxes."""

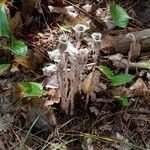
[
  {"left": 42, "top": 64, "right": 58, "bottom": 76},
  {"left": 91, "top": 32, "right": 102, "bottom": 51},
  {"left": 91, "top": 32, "right": 102, "bottom": 67},
  {"left": 91, "top": 32, "right": 102, "bottom": 83},
  {"left": 73, "top": 24, "right": 89, "bottom": 40},
  {"left": 58, "top": 34, "right": 68, "bottom": 53},
  {"left": 56, "top": 34, "right": 69, "bottom": 114}
]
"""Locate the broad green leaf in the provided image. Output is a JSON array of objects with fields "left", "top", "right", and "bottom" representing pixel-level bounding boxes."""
[
  {"left": 0, "top": 64, "right": 10, "bottom": 75},
  {"left": 4, "top": 39, "right": 28, "bottom": 56},
  {"left": 0, "top": 4, "right": 11, "bottom": 37},
  {"left": 111, "top": 74, "right": 134, "bottom": 86},
  {"left": 99, "top": 65, "right": 114, "bottom": 80},
  {"left": 18, "top": 82, "right": 46, "bottom": 97},
  {"left": 115, "top": 96, "right": 131, "bottom": 107},
  {"left": 110, "top": 4, "right": 132, "bottom": 28}
]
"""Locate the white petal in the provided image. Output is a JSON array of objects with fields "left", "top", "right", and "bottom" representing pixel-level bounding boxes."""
[
  {"left": 42, "top": 64, "right": 58, "bottom": 76},
  {"left": 66, "top": 42, "right": 79, "bottom": 56},
  {"left": 48, "top": 49, "right": 61, "bottom": 62}
]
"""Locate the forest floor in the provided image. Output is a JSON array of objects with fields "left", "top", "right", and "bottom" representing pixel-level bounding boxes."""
[{"left": 0, "top": 0, "right": 150, "bottom": 150}]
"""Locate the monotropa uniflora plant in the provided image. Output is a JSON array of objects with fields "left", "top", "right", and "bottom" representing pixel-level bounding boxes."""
[{"left": 45, "top": 24, "right": 102, "bottom": 115}]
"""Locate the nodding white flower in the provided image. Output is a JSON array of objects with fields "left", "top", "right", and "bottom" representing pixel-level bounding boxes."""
[
  {"left": 42, "top": 64, "right": 58, "bottom": 76},
  {"left": 48, "top": 49, "right": 61, "bottom": 63},
  {"left": 58, "top": 34, "right": 68, "bottom": 53},
  {"left": 91, "top": 32, "right": 102, "bottom": 42},
  {"left": 91, "top": 32, "right": 102, "bottom": 50},
  {"left": 73, "top": 24, "right": 89, "bottom": 40}
]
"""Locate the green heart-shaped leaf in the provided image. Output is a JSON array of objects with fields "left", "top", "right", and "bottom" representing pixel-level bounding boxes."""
[
  {"left": 110, "top": 4, "right": 132, "bottom": 28},
  {"left": 4, "top": 39, "right": 28, "bottom": 56},
  {"left": 0, "top": 4, "right": 12, "bottom": 37},
  {"left": 111, "top": 74, "right": 134, "bottom": 86},
  {"left": 18, "top": 82, "right": 46, "bottom": 97}
]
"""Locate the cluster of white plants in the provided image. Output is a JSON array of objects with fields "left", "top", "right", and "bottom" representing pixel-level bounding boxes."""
[{"left": 43, "top": 24, "right": 102, "bottom": 115}]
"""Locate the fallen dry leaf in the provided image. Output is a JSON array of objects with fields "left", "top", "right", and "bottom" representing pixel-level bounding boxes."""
[
  {"left": 10, "top": 12, "right": 22, "bottom": 35},
  {"left": 89, "top": 106, "right": 99, "bottom": 116},
  {"left": 82, "top": 71, "right": 97, "bottom": 94},
  {"left": 44, "top": 88, "right": 60, "bottom": 106},
  {"left": 130, "top": 78, "right": 149, "bottom": 97},
  {"left": 0, "top": 0, "right": 7, "bottom": 4},
  {"left": 13, "top": 56, "right": 36, "bottom": 69}
]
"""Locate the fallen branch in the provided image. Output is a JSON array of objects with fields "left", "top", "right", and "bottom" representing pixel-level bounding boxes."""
[
  {"left": 101, "top": 29, "right": 150, "bottom": 54},
  {"left": 105, "top": 53, "right": 150, "bottom": 70}
]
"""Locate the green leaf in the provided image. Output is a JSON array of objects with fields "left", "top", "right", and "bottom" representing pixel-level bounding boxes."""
[
  {"left": 0, "top": 4, "right": 12, "bottom": 37},
  {"left": 4, "top": 39, "right": 28, "bottom": 56},
  {"left": 111, "top": 74, "right": 134, "bottom": 86},
  {"left": 99, "top": 65, "right": 114, "bottom": 80},
  {"left": 110, "top": 4, "right": 132, "bottom": 28},
  {"left": 115, "top": 96, "right": 131, "bottom": 107},
  {"left": 0, "top": 64, "right": 10, "bottom": 75},
  {"left": 18, "top": 82, "right": 46, "bottom": 97}
]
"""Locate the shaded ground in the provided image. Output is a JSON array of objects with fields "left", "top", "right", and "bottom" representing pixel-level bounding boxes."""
[{"left": 0, "top": 0, "right": 150, "bottom": 149}]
